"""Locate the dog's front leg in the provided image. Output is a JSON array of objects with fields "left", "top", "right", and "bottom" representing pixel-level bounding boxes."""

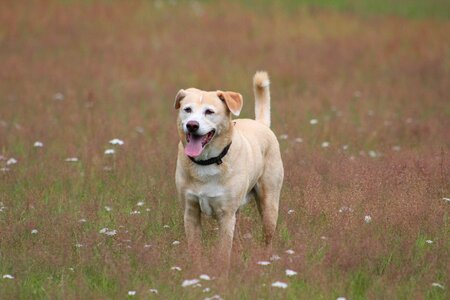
[
  {"left": 216, "top": 211, "right": 237, "bottom": 276},
  {"left": 184, "top": 200, "right": 202, "bottom": 268}
]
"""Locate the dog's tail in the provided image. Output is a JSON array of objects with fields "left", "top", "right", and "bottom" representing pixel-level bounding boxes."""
[{"left": 253, "top": 71, "right": 271, "bottom": 127}]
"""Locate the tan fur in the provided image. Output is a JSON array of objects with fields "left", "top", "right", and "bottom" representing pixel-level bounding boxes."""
[
  {"left": 174, "top": 71, "right": 284, "bottom": 274},
  {"left": 253, "top": 71, "right": 271, "bottom": 127},
  {"left": 217, "top": 91, "right": 243, "bottom": 116}
]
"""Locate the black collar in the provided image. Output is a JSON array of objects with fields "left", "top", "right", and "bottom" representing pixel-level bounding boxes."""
[{"left": 189, "top": 142, "right": 232, "bottom": 166}]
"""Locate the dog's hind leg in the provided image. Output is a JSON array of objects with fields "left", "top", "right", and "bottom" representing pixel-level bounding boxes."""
[
  {"left": 255, "top": 164, "right": 283, "bottom": 247},
  {"left": 256, "top": 189, "right": 280, "bottom": 247}
]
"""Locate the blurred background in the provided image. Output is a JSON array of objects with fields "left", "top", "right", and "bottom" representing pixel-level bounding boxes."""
[{"left": 0, "top": 0, "right": 449, "bottom": 299}]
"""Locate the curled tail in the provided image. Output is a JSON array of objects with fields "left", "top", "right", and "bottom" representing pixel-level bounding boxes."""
[{"left": 253, "top": 71, "right": 271, "bottom": 127}]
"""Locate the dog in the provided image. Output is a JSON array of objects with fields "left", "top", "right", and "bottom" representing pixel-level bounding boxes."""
[{"left": 174, "top": 71, "right": 284, "bottom": 272}]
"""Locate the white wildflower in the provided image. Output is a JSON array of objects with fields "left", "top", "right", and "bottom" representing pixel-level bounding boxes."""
[
  {"left": 65, "top": 157, "right": 78, "bottom": 162},
  {"left": 130, "top": 210, "right": 140, "bottom": 215},
  {"left": 163, "top": 225, "right": 170, "bottom": 228},
  {"left": 104, "top": 149, "right": 115, "bottom": 155},
  {"left": 172, "top": 240, "right": 180, "bottom": 245},
  {"left": 287, "top": 209, "right": 295, "bottom": 214},
  {"left": 6, "top": 158, "right": 17, "bottom": 165},
  {"left": 364, "top": 215, "right": 372, "bottom": 223},
  {"left": 3, "top": 274, "right": 14, "bottom": 279},
  {"left": 31, "top": 229, "right": 38, "bottom": 234},
  {"left": 426, "top": 240, "right": 433, "bottom": 244},
  {"left": 270, "top": 254, "right": 281, "bottom": 261},
  {"left": 442, "top": 197, "right": 450, "bottom": 202},
  {"left": 271, "top": 281, "right": 288, "bottom": 288},
  {"left": 339, "top": 206, "right": 353, "bottom": 213},
  {"left": 128, "top": 290, "right": 136, "bottom": 296},
  {"left": 199, "top": 274, "right": 211, "bottom": 281},
  {"left": 321, "top": 141, "right": 330, "bottom": 148},
  {"left": 182, "top": 279, "right": 200, "bottom": 287},
  {"left": 54, "top": 92, "right": 64, "bottom": 101},
  {"left": 257, "top": 261, "right": 271, "bottom": 266},
  {"left": 342, "top": 144, "right": 349, "bottom": 150},
  {"left": 203, "top": 287, "right": 211, "bottom": 293},
  {"left": 33, "top": 141, "right": 44, "bottom": 147},
  {"left": 75, "top": 243, "right": 83, "bottom": 248},
  {"left": 99, "top": 228, "right": 117, "bottom": 236},
  {"left": 285, "top": 269, "right": 298, "bottom": 277},
  {"left": 310, "top": 119, "right": 318, "bottom": 125},
  {"left": 368, "top": 150, "right": 377, "bottom": 158},
  {"left": 105, "top": 230, "right": 117, "bottom": 236},
  {"left": 285, "top": 249, "right": 295, "bottom": 255},
  {"left": 149, "top": 288, "right": 158, "bottom": 294},
  {"left": 337, "top": 297, "right": 347, "bottom": 300},
  {"left": 78, "top": 218, "right": 87, "bottom": 223},
  {"left": 109, "top": 138, "right": 124, "bottom": 145},
  {"left": 136, "top": 201, "right": 145, "bottom": 206},
  {"left": 278, "top": 134, "right": 288, "bottom": 140},
  {"left": 171, "top": 266, "right": 182, "bottom": 271},
  {"left": 431, "top": 282, "right": 444, "bottom": 289},
  {"left": 144, "top": 244, "right": 152, "bottom": 248},
  {"left": 104, "top": 206, "right": 112, "bottom": 212}
]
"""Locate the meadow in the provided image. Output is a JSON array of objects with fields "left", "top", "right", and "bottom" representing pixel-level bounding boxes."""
[{"left": 0, "top": 0, "right": 449, "bottom": 299}]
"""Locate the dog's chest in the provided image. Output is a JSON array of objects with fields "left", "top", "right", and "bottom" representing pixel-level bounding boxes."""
[
  {"left": 193, "top": 164, "right": 222, "bottom": 179},
  {"left": 185, "top": 183, "right": 227, "bottom": 217}
]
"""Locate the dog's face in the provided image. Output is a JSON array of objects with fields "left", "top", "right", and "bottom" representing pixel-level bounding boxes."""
[{"left": 174, "top": 88, "right": 243, "bottom": 158}]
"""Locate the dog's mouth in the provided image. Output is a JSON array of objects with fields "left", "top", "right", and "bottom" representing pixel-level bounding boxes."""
[{"left": 185, "top": 130, "right": 215, "bottom": 157}]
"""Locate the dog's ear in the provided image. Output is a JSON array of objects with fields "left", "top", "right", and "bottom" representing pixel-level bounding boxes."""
[
  {"left": 174, "top": 89, "right": 186, "bottom": 109},
  {"left": 217, "top": 91, "right": 243, "bottom": 116}
]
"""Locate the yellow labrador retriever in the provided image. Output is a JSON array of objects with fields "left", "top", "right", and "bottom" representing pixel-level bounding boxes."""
[{"left": 174, "top": 72, "right": 284, "bottom": 272}]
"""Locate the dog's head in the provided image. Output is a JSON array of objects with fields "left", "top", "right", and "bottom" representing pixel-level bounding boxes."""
[{"left": 174, "top": 88, "right": 243, "bottom": 158}]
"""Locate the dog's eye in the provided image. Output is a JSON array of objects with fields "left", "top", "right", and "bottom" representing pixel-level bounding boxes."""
[
  {"left": 205, "top": 109, "right": 214, "bottom": 115},
  {"left": 183, "top": 107, "right": 192, "bottom": 113}
]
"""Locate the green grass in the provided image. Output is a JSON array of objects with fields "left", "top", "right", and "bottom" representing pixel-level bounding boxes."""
[{"left": 235, "top": 0, "right": 450, "bottom": 19}]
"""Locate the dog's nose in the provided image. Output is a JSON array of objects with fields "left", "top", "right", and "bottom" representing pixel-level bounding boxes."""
[{"left": 186, "top": 121, "right": 199, "bottom": 133}]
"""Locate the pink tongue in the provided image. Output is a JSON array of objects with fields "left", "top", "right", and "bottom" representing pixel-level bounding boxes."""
[{"left": 185, "top": 136, "right": 204, "bottom": 157}]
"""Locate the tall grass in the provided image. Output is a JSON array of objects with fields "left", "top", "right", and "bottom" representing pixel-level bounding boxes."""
[{"left": 0, "top": 0, "right": 449, "bottom": 298}]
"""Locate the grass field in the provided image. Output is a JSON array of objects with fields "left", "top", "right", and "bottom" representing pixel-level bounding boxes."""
[{"left": 0, "top": 0, "right": 449, "bottom": 299}]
